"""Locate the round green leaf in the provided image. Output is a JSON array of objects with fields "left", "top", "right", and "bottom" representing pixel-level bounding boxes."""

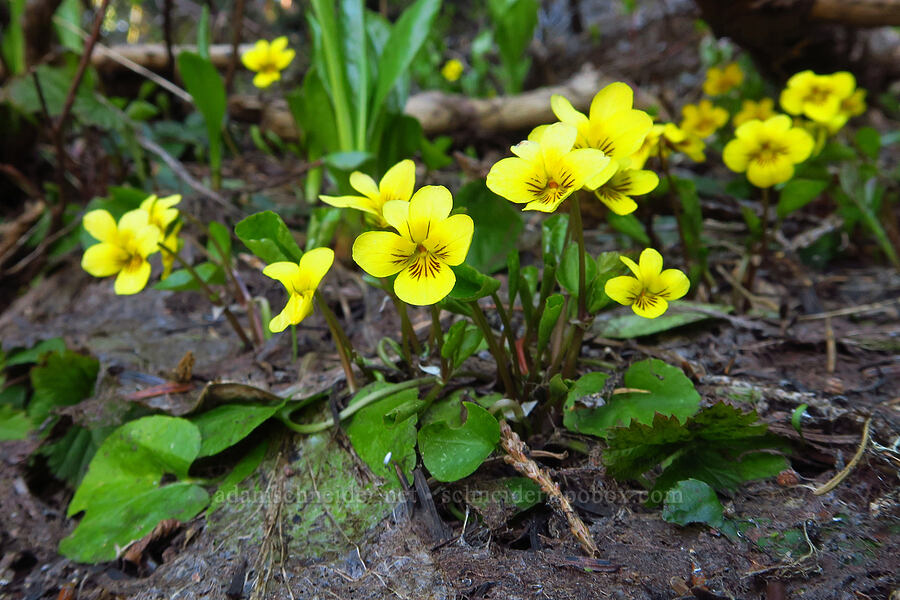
[{"left": 418, "top": 402, "right": 500, "bottom": 482}]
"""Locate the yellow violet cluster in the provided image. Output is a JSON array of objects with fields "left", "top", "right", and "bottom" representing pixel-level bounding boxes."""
[
  {"left": 780, "top": 70, "right": 862, "bottom": 131},
  {"left": 703, "top": 62, "right": 743, "bottom": 96},
  {"left": 241, "top": 37, "right": 295, "bottom": 89},
  {"left": 488, "top": 82, "right": 661, "bottom": 216},
  {"left": 263, "top": 248, "right": 334, "bottom": 333},
  {"left": 723, "top": 115, "right": 814, "bottom": 188},
  {"left": 81, "top": 195, "right": 182, "bottom": 295}
]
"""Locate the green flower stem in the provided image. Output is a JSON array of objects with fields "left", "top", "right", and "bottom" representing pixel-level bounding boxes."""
[
  {"left": 468, "top": 300, "right": 518, "bottom": 401},
  {"left": 157, "top": 242, "right": 252, "bottom": 349},
  {"left": 759, "top": 185, "right": 771, "bottom": 262},
  {"left": 388, "top": 288, "right": 422, "bottom": 361},
  {"left": 491, "top": 291, "right": 522, "bottom": 381},
  {"left": 523, "top": 263, "right": 556, "bottom": 384},
  {"left": 659, "top": 149, "right": 691, "bottom": 268},
  {"left": 187, "top": 214, "right": 265, "bottom": 346},
  {"left": 290, "top": 324, "right": 298, "bottom": 362},
  {"left": 430, "top": 305, "right": 449, "bottom": 380},
  {"left": 570, "top": 195, "right": 588, "bottom": 322},
  {"left": 315, "top": 294, "right": 358, "bottom": 394},
  {"left": 279, "top": 376, "right": 437, "bottom": 434},
  {"left": 310, "top": 0, "right": 354, "bottom": 152}
]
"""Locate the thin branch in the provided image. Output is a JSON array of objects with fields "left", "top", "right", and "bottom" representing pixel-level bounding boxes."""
[{"left": 224, "top": 0, "right": 246, "bottom": 92}]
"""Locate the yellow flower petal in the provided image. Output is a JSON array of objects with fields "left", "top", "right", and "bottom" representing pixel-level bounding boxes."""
[
  {"left": 393, "top": 255, "right": 456, "bottom": 306},
  {"left": 589, "top": 82, "right": 633, "bottom": 122},
  {"left": 253, "top": 71, "right": 281, "bottom": 89},
  {"left": 263, "top": 261, "right": 301, "bottom": 290},
  {"left": 723, "top": 138, "right": 750, "bottom": 173},
  {"left": 830, "top": 71, "right": 856, "bottom": 98},
  {"left": 271, "top": 36, "right": 289, "bottom": 53},
  {"left": 405, "top": 185, "right": 453, "bottom": 241},
  {"left": 779, "top": 86, "right": 804, "bottom": 115},
  {"left": 621, "top": 169, "right": 659, "bottom": 195},
  {"left": 587, "top": 109, "right": 653, "bottom": 158},
  {"left": 118, "top": 209, "right": 151, "bottom": 235},
  {"left": 382, "top": 199, "right": 412, "bottom": 235},
  {"left": 134, "top": 224, "right": 162, "bottom": 257},
  {"left": 379, "top": 159, "right": 415, "bottom": 203},
  {"left": 486, "top": 157, "right": 535, "bottom": 205},
  {"left": 782, "top": 128, "right": 814, "bottom": 163},
  {"left": 604, "top": 275, "right": 642, "bottom": 305},
  {"left": 83, "top": 210, "right": 118, "bottom": 243},
  {"left": 349, "top": 171, "right": 380, "bottom": 199},
  {"left": 114, "top": 260, "right": 151, "bottom": 295},
  {"left": 319, "top": 194, "right": 380, "bottom": 216},
  {"left": 295, "top": 247, "right": 334, "bottom": 291},
  {"left": 275, "top": 48, "right": 295, "bottom": 70},
  {"left": 270, "top": 293, "right": 313, "bottom": 333},
  {"left": 654, "top": 268, "right": 690, "bottom": 300},
  {"left": 595, "top": 187, "right": 637, "bottom": 215},
  {"left": 423, "top": 214, "right": 473, "bottom": 266},
  {"left": 564, "top": 148, "right": 612, "bottom": 190},
  {"left": 352, "top": 231, "right": 415, "bottom": 277},
  {"left": 512, "top": 139, "right": 541, "bottom": 161},
  {"left": 539, "top": 122, "right": 578, "bottom": 165},
  {"left": 619, "top": 255, "right": 641, "bottom": 278},
  {"left": 632, "top": 294, "right": 668, "bottom": 319},
  {"left": 638, "top": 248, "right": 664, "bottom": 282},
  {"left": 551, "top": 94, "right": 588, "bottom": 129},
  {"left": 747, "top": 155, "right": 794, "bottom": 188},
  {"left": 82, "top": 243, "right": 127, "bottom": 277}
]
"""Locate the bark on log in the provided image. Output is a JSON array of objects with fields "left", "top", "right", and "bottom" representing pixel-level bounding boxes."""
[
  {"left": 808, "top": 0, "right": 900, "bottom": 27},
  {"left": 694, "top": 0, "right": 900, "bottom": 87},
  {"left": 90, "top": 43, "right": 254, "bottom": 72},
  {"left": 227, "top": 64, "right": 664, "bottom": 141}
]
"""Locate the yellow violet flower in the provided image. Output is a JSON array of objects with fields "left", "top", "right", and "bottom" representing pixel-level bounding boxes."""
[
  {"left": 263, "top": 247, "right": 334, "bottom": 333},
  {"left": 81, "top": 209, "right": 160, "bottom": 295},
  {"left": 140, "top": 194, "right": 182, "bottom": 278},
  {"left": 241, "top": 37, "right": 295, "bottom": 89},
  {"left": 594, "top": 167, "right": 659, "bottom": 216},
  {"left": 441, "top": 59, "right": 464, "bottom": 82},
  {"left": 733, "top": 98, "right": 775, "bottom": 128},
  {"left": 703, "top": 62, "right": 743, "bottom": 96},
  {"left": 680, "top": 100, "right": 728, "bottom": 139},
  {"left": 723, "top": 115, "right": 814, "bottom": 188},
  {"left": 605, "top": 248, "right": 689, "bottom": 319},
  {"left": 487, "top": 122, "right": 610, "bottom": 212},
  {"left": 780, "top": 70, "right": 855, "bottom": 123},
  {"left": 827, "top": 88, "right": 867, "bottom": 133},
  {"left": 352, "top": 186, "right": 473, "bottom": 306},
  {"left": 662, "top": 124, "right": 706, "bottom": 162},
  {"left": 546, "top": 83, "right": 654, "bottom": 187},
  {"left": 629, "top": 124, "right": 665, "bottom": 170},
  {"left": 320, "top": 159, "right": 415, "bottom": 227}
]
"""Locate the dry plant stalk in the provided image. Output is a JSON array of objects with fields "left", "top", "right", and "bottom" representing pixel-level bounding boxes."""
[{"left": 498, "top": 420, "right": 599, "bottom": 557}]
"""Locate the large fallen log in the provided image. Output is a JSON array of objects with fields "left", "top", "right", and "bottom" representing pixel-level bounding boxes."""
[
  {"left": 227, "top": 64, "right": 664, "bottom": 140},
  {"left": 693, "top": 0, "right": 900, "bottom": 86},
  {"left": 90, "top": 43, "right": 254, "bottom": 72}
]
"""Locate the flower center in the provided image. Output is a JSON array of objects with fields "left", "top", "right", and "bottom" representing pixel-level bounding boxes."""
[
  {"left": 754, "top": 141, "right": 787, "bottom": 165},
  {"left": 807, "top": 86, "right": 830, "bottom": 105},
  {"left": 526, "top": 171, "right": 574, "bottom": 206}
]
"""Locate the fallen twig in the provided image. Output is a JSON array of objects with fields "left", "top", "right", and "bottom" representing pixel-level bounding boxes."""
[
  {"left": 813, "top": 416, "right": 872, "bottom": 495},
  {"left": 499, "top": 421, "right": 599, "bottom": 557}
]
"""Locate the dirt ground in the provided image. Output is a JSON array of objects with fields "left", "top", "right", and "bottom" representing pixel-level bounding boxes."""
[{"left": 2, "top": 0, "right": 899, "bottom": 599}]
